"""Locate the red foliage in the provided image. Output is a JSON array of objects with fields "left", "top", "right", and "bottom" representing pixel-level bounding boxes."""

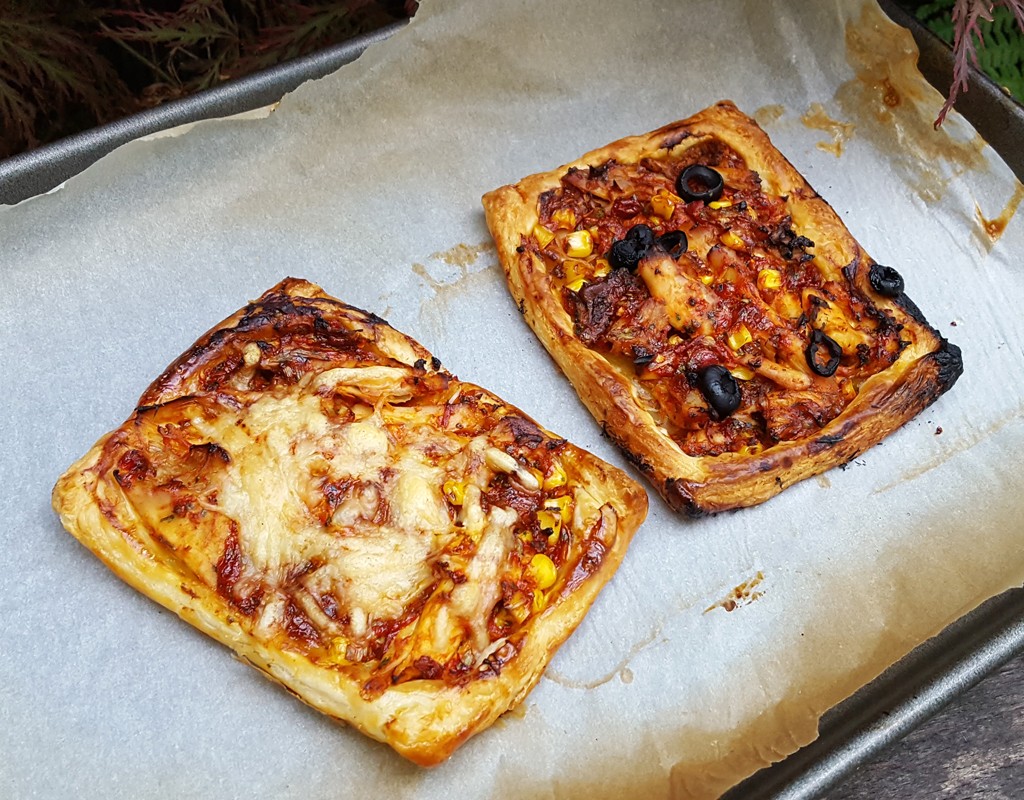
[{"left": 936, "top": 0, "right": 1024, "bottom": 127}]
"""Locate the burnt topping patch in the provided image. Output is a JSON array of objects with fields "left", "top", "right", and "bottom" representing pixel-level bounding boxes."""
[{"left": 570, "top": 268, "right": 647, "bottom": 346}]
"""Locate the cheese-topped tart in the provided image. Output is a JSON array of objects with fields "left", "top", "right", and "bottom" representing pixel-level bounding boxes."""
[
  {"left": 483, "top": 101, "right": 962, "bottom": 514},
  {"left": 52, "top": 278, "right": 647, "bottom": 766}
]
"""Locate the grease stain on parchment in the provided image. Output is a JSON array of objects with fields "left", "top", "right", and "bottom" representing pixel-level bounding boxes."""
[
  {"left": 975, "top": 182, "right": 1024, "bottom": 245},
  {"left": 754, "top": 104, "right": 785, "bottom": 128},
  {"left": 543, "top": 622, "right": 665, "bottom": 690},
  {"left": 875, "top": 403, "right": 1024, "bottom": 493},
  {"left": 836, "top": 3, "right": 987, "bottom": 205},
  {"left": 411, "top": 241, "right": 500, "bottom": 334},
  {"left": 800, "top": 102, "right": 855, "bottom": 157},
  {"left": 704, "top": 571, "right": 765, "bottom": 614},
  {"left": 432, "top": 241, "right": 494, "bottom": 268}
]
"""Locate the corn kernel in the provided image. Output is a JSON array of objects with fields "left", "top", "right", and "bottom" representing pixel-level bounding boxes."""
[
  {"left": 531, "top": 589, "right": 547, "bottom": 612},
  {"left": 536, "top": 509, "right": 562, "bottom": 537},
  {"left": 529, "top": 553, "right": 558, "bottom": 590},
  {"left": 650, "top": 191, "right": 676, "bottom": 220},
  {"left": 544, "top": 494, "right": 572, "bottom": 523},
  {"left": 443, "top": 480, "right": 465, "bottom": 506},
  {"left": 757, "top": 268, "right": 783, "bottom": 291},
  {"left": 593, "top": 258, "right": 612, "bottom": 278},
  {"left": 566, "top": 278, "right": 586, "bottom": 292},
  {"left": 700, "top": 273, "right": 715, "bottom": 285},
  {"left": 562, "top": 258, "right": 588, "bottom": 283},
  {"left": 738, "top": 443, "right": 764, "bottom": 456},
  {"left": 565, "top": 229, "right": 594, "bottom": 258},
  {"left": 533, "top": 224, "right": 555, "bottom": 248},
  {"left": 727, "top": 324, "right": 752, "bottom": 351},
  {"left": 543, "top": 462, "right": 567, "bottom": 490},
  {"left": 720, "top": 230, "right": 745, "bottom": 250},
  {"left": 667, "top": 334, "right": 682, "bottom": 346},
  {"left": 708, "top": 200, "right": 733, "bottom": 210},
  {"left": 551, "top": 208, "right": 577, "bottom": 230},
  {"left": 730, "top": 366, "right": 755, "bottom": 381}
]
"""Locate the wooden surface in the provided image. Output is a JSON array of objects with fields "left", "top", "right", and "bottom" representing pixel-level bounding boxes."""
[{"left": 829, "top": 653, "right": 1024, "bottom": 798}]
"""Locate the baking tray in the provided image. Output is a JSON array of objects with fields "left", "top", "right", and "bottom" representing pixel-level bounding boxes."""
[
  {"left": 3, "top": 6, "right": 1022, "bottom": 799},
  {"left": 0, "top": 21, "right": 406, "bottom": 206}
]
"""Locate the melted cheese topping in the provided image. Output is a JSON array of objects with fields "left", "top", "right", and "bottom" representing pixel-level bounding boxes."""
[{"left": 190, "top": 388, "right": 454, "bottom": 627}]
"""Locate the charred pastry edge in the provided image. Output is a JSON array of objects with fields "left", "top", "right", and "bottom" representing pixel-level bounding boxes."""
[
  {"left": 139, "top": 278, "right": 424, "bottom": 410},
  {"left": 52, "top": 277, "right": 648, "bottom": 766},
  {"left": 482, "top": 100, "right": 962, "bottom": 516}
]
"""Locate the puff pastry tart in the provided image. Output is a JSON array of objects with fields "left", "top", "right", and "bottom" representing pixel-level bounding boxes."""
[
  {"left": 483, "top": 101, "right": 962, "bottom": 515},
  {"left": 52, "top": 278, "right": 647, "bottom": 765}
]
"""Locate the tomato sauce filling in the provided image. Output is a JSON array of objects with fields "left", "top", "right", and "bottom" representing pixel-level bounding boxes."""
[{"left": 526, "top": 138, "right": 907, "bottom": 456}]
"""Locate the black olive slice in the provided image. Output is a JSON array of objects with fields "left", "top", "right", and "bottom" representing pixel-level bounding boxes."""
[
  {"left": 626, "top": 223, "right": 655, "bottom": 250},
  {"left": 676, "top": 164, "right": 725, "bottom": 203},
  {"left": 868, "top": 264, "right": 905, "bottom": 297},
  {"left": 696, "top": 365, "right": 742, "bottom": 420},
  {"left": 805, "top": 330, "right": 842, "bottom": 377},
  {"left": 608, "top": 238, "right": 642, "bottom": 271},
  {"left": 608, "top": 223, "right": 656, "bottom": 270},
  {"left": 657, "top": 230, "right": 688, "bottom": 258}
]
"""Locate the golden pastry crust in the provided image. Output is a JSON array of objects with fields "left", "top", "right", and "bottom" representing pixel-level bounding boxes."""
[
  {"left": 52, "top": 278, "right": 647, "bottom": 765},
  {"left": 483, "top": 101, "right": 962, "bottom": 515}
]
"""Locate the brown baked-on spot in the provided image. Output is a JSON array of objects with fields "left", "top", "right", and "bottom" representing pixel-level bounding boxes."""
[
  {"left": 705, "top": 571, "right": 765, "bottom": 613},
  {"left": 215, "top": 530, "right": 243, "bottom": 596},
  {"left": 564, "top": 537, "right": 608, "bottom": 593},
  {"left": 214, "top": 528, "right": 264, "bottom": 616},
  {"left": 663, "top": 478, "right": 705, "bottom": 517},
  {"left": 413, "top": 655, "right": 444, "bottom": 679},
  {"left": 285, "top": 599, "right": 322, "bottom": 648},
  {"left": 478, "top": 637, "right": 521, "bottom": 679},
  {"left": 507, "top": 415, "right": 545, "bottom": 449},
  {"left": 571, "top": 269, "right": 647, "bottom": 346},
  {"left": 112, "top": 449, "right": 152, "bottom": 490},
  {"left": 360, "top": 674, "right": 390, "bottom": 701},
  {"left": 483, "top": 473, "right": 540, "bottom": 521},
  {"left": 660, "top": 128, "right": 694, "bottom": 150}
]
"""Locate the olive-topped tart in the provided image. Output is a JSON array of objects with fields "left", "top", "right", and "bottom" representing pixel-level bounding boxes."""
[{"left": 483, "top": 101, "right": 962, "bottom": 514}]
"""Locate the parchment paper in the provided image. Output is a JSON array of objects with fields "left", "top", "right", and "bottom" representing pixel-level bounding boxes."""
[{"left": 2, "top": 1, "right": 1023, "bottom": 797}]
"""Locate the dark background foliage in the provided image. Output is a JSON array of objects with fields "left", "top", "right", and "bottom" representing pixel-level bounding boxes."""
[
  {"left": 0, "top": 0, "right": 415, "bottom": 159},
  {"left": 0, "top": 0, "right": 1019, "bottom": 160}
]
